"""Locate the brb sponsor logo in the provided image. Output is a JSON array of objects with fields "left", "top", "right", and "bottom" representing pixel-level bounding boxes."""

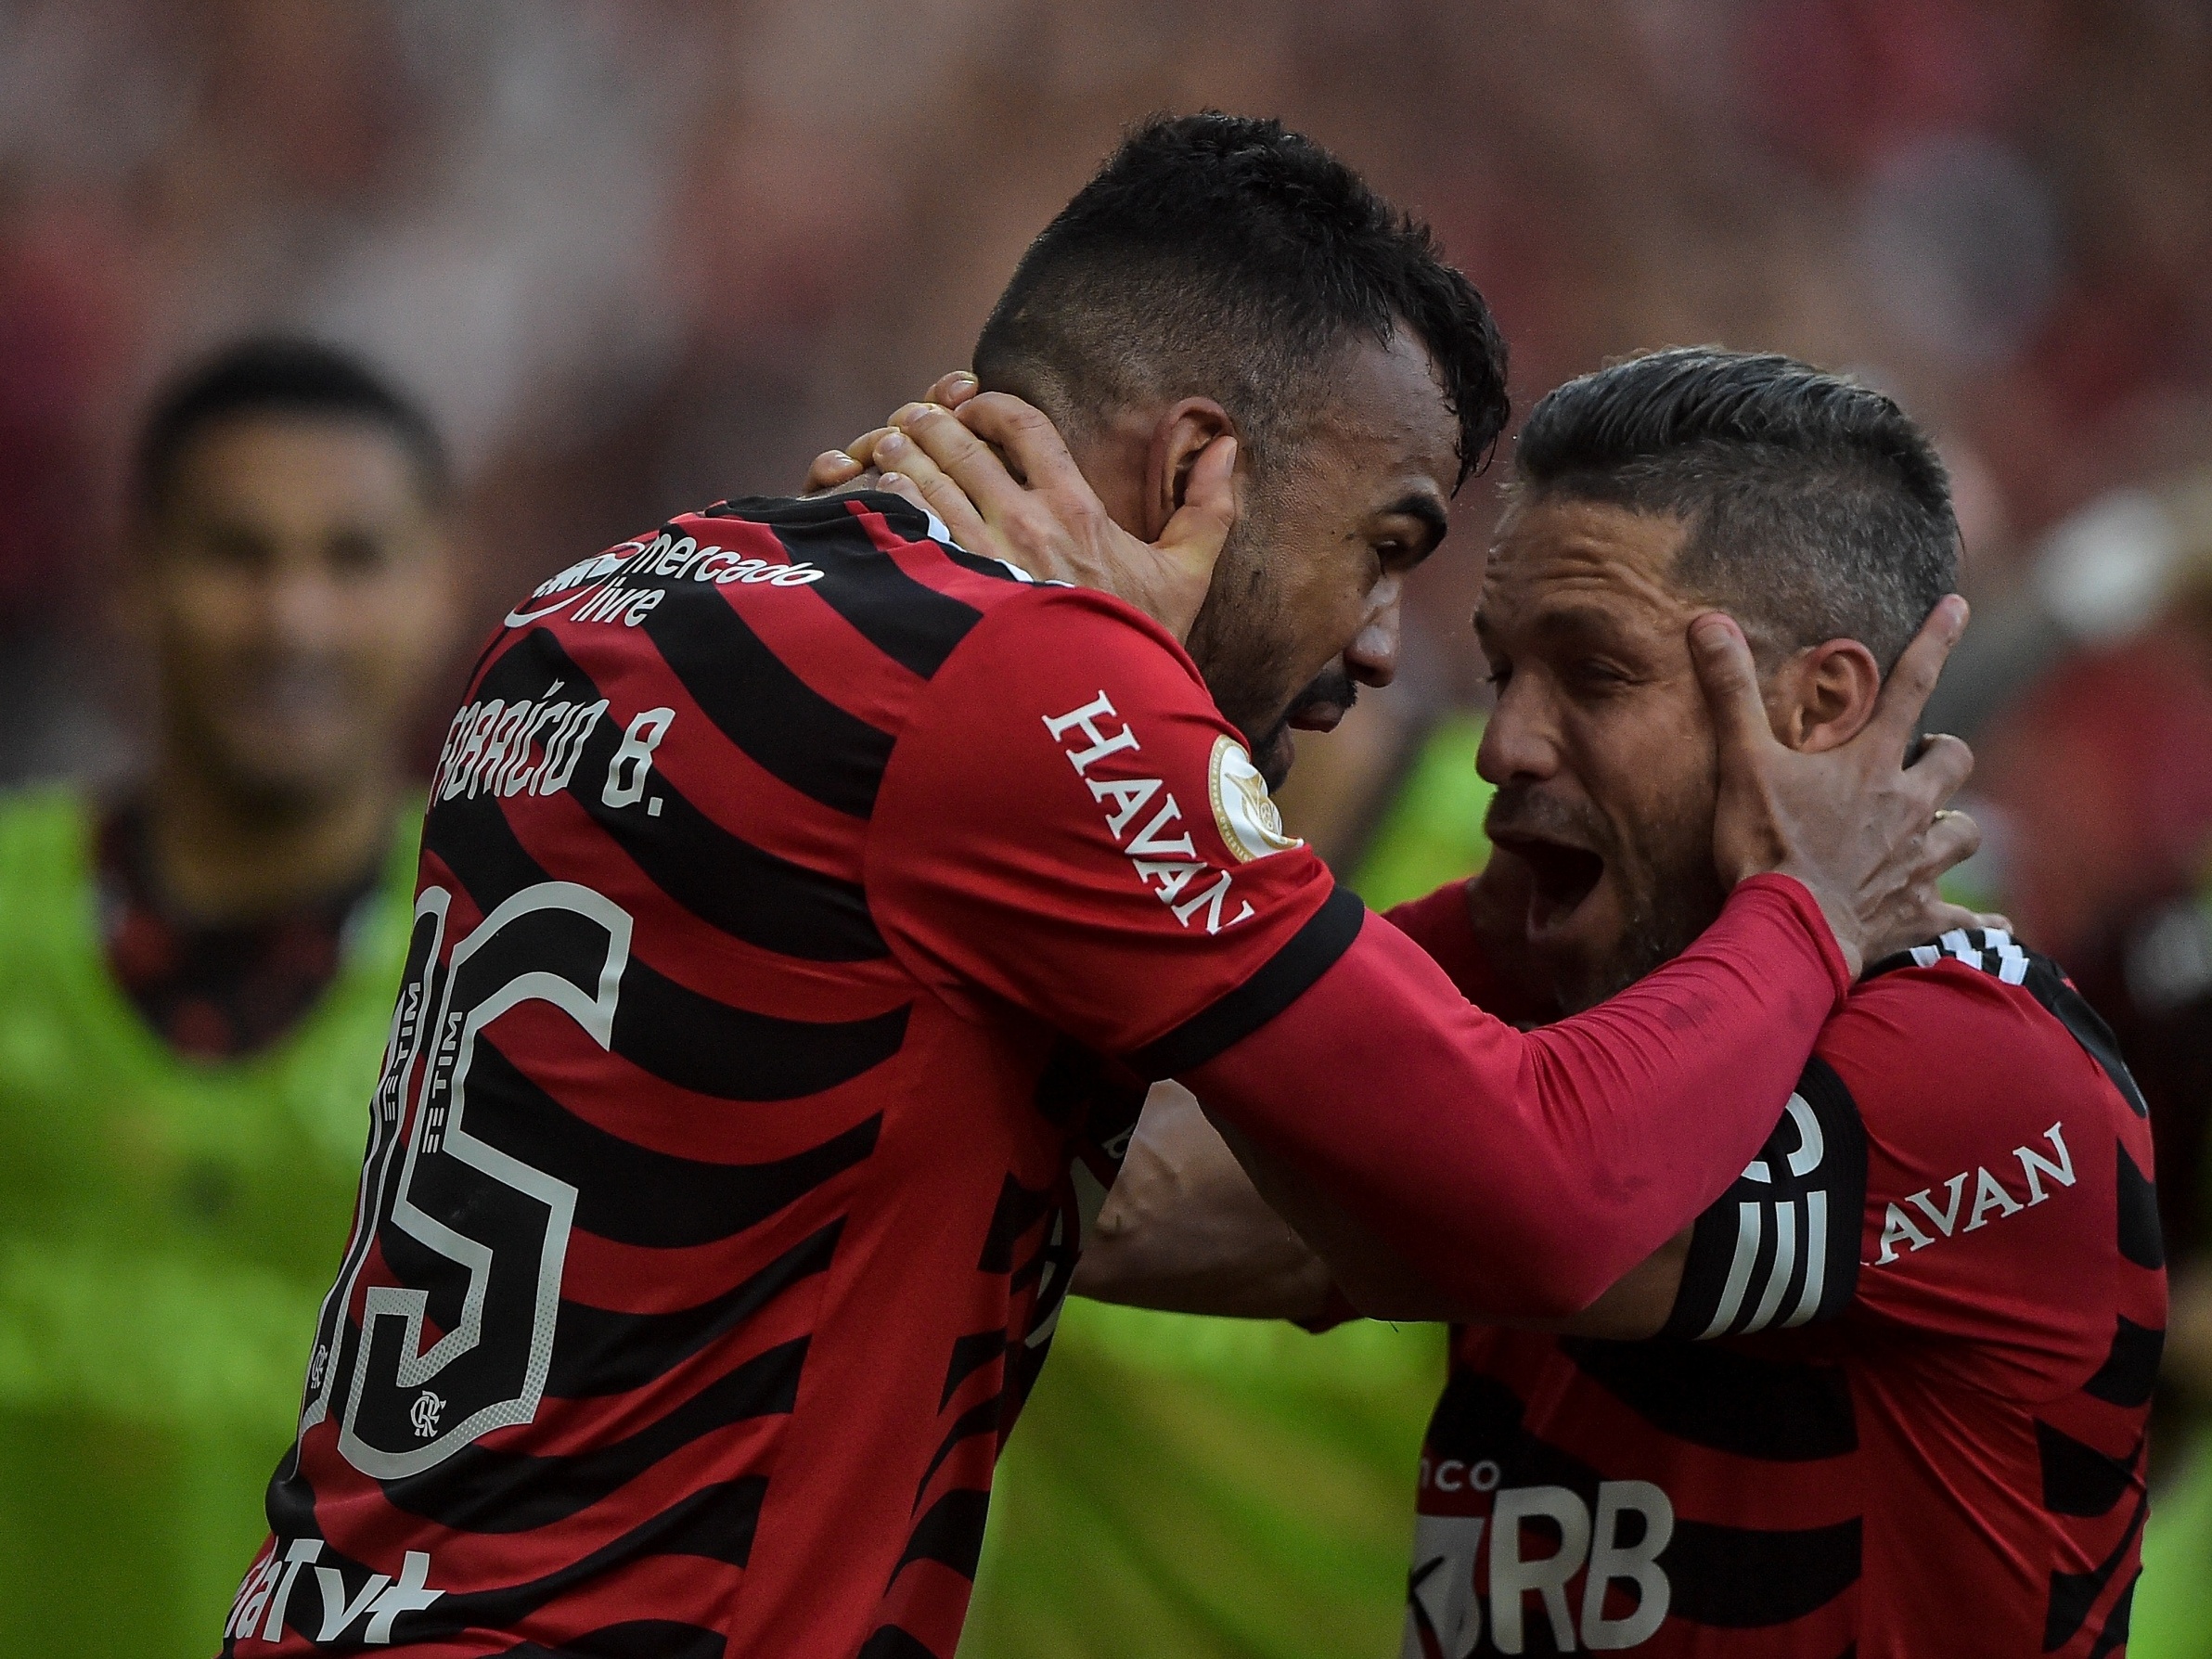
[
  {"left": 1406, "top": 1473, "right": 1673, "bottom": 1655},
  {"left": 225, "top": 1539, "right": 444, "bottom": 1648},
  {"left": 1043, "top": 691, "right": 1300, "bottom": 934},
  {"left": 506, "top": 529, "right": 826, "bottom": 627}
]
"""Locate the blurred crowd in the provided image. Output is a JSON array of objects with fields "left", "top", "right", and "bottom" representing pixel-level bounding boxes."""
[{"left": 5, "top": 0, "right": 2212, "bottom": 1651}]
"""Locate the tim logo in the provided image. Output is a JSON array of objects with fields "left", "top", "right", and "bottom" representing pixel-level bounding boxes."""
[{"left": 1405, "top": 1480, "right": 1673, "bottom": 1655}]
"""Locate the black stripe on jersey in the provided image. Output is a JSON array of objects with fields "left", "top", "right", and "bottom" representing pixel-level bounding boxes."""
[
  {"left": 549, "top": 1221, "right": 842, "bottom": 1397},
  {"left": 254, "top": 1479, "right": 765, "bottom": 1646},
  {"left": 2023, "top": 956, "right": 2151, "bottom": 1118},
  {"left": 2084, "top": 1315, "right": 2166, "bottom": 1408},
  {"left": 427, "top": 787, "right": 910, "bottom": 1102},
  {"left": 1662, "top": 1055, "right": 1866, "bottom": 1342},
  {"left": 941, "top": 1329, "right": 1007, "bottom": 1409},
  {"left": 489, "top": 630, "right": 887, "bottom": 961},
  {"left": 748, "top": 502, "right": 987, "bottom": 677},
  {"left": 2037, "top": 1420, "right": 2142, "bottom": 1516},
  {"left": 914, "top": 1390, "right": 1008, "bottom": 1511},
  {"left": 2046, "top": 1489, "right": 2149, "bottom": 1651},
  {"left": 2117, "top": 1143, "right": 2165, "bottom": 1269},
  {"left": 615, "top": 955, "right": 909, "bottom": 1101},
  {"left": 506, "top": 1623, "right": 726, "bottom": 1659},
  {"left": 857, "top": 1628, "right": 941, "bottom": 1659},
  {"left": 978, "top": 1173, "right": 1054, "bottom": 1272},
  {"left": 1664, "top": 1517, "right": 1862, "bottom": 1627},
  {"left": 1558, "top": 1338, "right": 1858, "bottom": 1462},
  {"left": 639, "top": 578, "right": 894, "bottom": 817},
  {"left": 2094, "top": 1574, "right": 2140, "bottom": 1659},
  {"left": 896, "top": 1488, "right": 992, "bottom": 1581},
  {"left": 1129, "top": 883, "right": 1367, "bottom": 1078},
  {"left": 379, "top": 1335, "right": 805, "bottom": 1533},
  {"left": 448, "top": 1040, "right": 880, "bottom": 1249}
]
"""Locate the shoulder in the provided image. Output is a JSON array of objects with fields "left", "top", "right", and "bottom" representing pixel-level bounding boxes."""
[
  {"left": 1833, "top": 931, "right": 2144, "bottom": 1132},
  {"left": 1832, "top": 931, "right": 2154, "bottom": 1318}
]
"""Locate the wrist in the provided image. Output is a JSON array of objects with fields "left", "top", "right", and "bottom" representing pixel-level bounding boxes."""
[{"left": 1739, "top": 871, "right": 1859, "bottom": 997}]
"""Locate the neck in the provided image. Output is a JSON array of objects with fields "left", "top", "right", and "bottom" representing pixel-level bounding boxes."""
[{"left": 142, "top": 753, "right": 398, "bottom": 925}]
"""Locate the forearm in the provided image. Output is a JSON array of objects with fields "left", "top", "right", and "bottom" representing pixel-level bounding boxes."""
[
  {"left": 1189, "top": 873, "right": 1848, "bottom": 1320},
  {"left": 1072, "top": 1083, "right": 1334, "bottom": 1319}
]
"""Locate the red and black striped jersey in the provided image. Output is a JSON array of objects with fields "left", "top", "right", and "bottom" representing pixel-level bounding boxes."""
[
  {"left": 221, "top": 492, "right": 1360, "bottom": 1658},
  {"left": 1396, "top": 924, "right": 2165, "bottom": 1657}
]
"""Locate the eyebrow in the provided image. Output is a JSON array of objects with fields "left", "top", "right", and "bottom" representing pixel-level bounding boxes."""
[{"left": 1473, "top": 600, "right": 1639, "bottom": 651}]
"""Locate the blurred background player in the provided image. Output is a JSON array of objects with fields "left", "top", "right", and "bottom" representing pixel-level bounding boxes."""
[{"left": 0, "top": 338, "right": 456, "bottom": 1655}]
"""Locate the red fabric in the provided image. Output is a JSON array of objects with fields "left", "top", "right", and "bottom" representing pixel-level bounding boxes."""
[
  {"left": 1382, "top": 879, "right": 1552, "bottom": 1025},
  {"left": 1192, "top": 874, "right": 1850, "bottom": 1321},
  {"left": 868, "top": 584, "right": 1342, "bottom": 1053},
  {"left": 1419, "top": 952, "right": 2164, "bottom": 1654}
]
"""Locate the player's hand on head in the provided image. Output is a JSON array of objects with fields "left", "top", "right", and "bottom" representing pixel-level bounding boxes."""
[
  {"left": 1692, "top": 596, "right": 1979, "bottom": 979},
  {"left": 877, "top": 392, "right": 1237, "bottom": 643},
  {"left": 801, "top": 372, "right": 981, "bottom": 495}
]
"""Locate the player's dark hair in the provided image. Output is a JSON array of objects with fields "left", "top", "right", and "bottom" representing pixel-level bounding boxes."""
[
  {"left": 1514, "top": 348, "right": 1956, "bottom": 671},
  {"left": 974, "top": 112, "right": 1509, "bottom": 491},
  {"left": 133, "top": 336, "right": 450, "bottom": 520}
]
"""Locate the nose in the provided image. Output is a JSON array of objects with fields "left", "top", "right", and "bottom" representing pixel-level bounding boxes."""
[
  {"left": 1344, "top": 583, "right": 1401, "bottom": 689},
  {"left": 1475, "top": 675, "right": 1562, "bottom": 787},
  {"left": 267, "top": 563, "right": 348, "bottom": 651}
]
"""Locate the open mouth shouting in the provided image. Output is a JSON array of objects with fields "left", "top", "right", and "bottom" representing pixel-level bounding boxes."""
[{"left": 1490, "top": 830, "right": 1607, "bottom": 936}]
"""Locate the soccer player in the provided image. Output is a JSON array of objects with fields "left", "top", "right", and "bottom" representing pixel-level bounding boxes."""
[
  {"left": 1063, "top": 350, "right": 2164, "bottom": 1654},
  {"left": 225, "top": 122, "right": 1977, "bottom": 1657},
  {"left": 0, "top": 339, "right": 456, "bottom": 1655}
]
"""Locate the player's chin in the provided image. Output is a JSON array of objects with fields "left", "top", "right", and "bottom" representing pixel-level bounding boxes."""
[{"left": 1251, "top": 722, "right": 1298, "bottom": 792}]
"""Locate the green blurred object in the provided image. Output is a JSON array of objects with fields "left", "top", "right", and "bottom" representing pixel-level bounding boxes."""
[
  {"left": 2133, "top": 1426, "right": 2212, "bottom": 1657},
  {"left": 959, "top": 715, "right": 1492, "bottom": 1659},
  {"left": 0, "top": 787, "right": 418, "bottom": 1658}
]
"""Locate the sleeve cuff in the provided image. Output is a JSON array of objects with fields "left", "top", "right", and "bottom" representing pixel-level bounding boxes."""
[
  {"left": 1735, "top": 872, "right": 1853, "bottom": 1010},
  {"left": 1129, "top": 884, "right": 1368, "bottom": 1078}
]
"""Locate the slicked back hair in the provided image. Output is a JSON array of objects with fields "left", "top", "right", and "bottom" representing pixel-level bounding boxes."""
[
  {"left": 974, "top": 112, "right": 1509, "bottom": 491},
  {"left": 1514, "top": 348, "right": 1957, "bottom": 670},
  {"left": 134, "top": 336, "right": 450, "bottom": 521}
]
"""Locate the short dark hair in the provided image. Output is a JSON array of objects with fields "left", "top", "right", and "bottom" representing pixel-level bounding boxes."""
[
  {"left": 1514, "top": 348, "right": 1957, "bottom": 670},
  {"left": 133, "top": 336, "right": 450, "bottom": 519},
  {"left": 974, "top": 112, "right": 1509, "bottom": 490}
]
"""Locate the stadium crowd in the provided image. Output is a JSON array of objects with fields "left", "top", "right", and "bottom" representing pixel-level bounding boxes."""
[{"left": 1, "top": 0, "right": 2209, "bottom": 1654}]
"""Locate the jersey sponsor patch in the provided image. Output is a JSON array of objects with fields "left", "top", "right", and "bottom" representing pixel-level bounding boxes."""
[{"left": 1207, "top": 733, "right": 1300, "bottom": 862}]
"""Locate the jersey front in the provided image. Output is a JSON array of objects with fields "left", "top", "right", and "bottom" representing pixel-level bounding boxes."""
[
  {"left": 1403, "top": 931, "right": 2165, "bottom": 1657},
  {"left": 224, "top": 492, "right": 1360, "bottom": 1659}
]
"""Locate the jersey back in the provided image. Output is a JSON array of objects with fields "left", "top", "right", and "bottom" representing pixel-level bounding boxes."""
[
  {"left": 1405, "top": 933, "right": 2165, "bottom": 1657},
  {"left": 221, "top": 494, "right": 1305, "bottom": 1659}
]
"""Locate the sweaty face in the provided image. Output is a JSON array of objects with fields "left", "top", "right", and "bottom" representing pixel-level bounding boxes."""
[
  {"left": 1473, "top": 496, "right": 1730, "bottom": 1013},
  {"left": 1183, "top": 328, "right": 1458, "bottom": 789},
  {"left": 140, "top": 416, "right": 456, "bottom": 810}
]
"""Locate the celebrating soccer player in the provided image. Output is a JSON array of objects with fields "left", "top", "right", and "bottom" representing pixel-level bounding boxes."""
[
  {"left": 225, "top": 122, "right": 1983, "bottom": 1657},
  {"left": 1054, "top": 350, "right": 2164, "bottom": 1655}
]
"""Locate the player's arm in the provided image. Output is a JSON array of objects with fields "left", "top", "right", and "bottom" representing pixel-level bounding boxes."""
[
  {"left": 1073, "top": 1075, "right": 1690, "bottom": 1337},
  {"left": 871, "top": 578, "right": 1976, "bottom": 1322},
  {"left": 1073, "top": 1080, "right": 1339, "bottom": 1320}
]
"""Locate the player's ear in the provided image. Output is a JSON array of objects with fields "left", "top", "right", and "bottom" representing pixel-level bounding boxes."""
[
  {"left": 1144, "top": 399, "right": 1234, "bottom": 542},
  {"left": 1775, "top": 637, "right": 1883, "bottom": 753}
]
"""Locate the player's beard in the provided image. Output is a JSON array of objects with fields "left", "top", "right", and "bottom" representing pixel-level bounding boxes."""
[
  {"left": 1182, "top": 511, "right": 1350, "bottom": 791},
  {"left": 1497, "top": 781, "right": 1729, "bottom": 1017}
]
